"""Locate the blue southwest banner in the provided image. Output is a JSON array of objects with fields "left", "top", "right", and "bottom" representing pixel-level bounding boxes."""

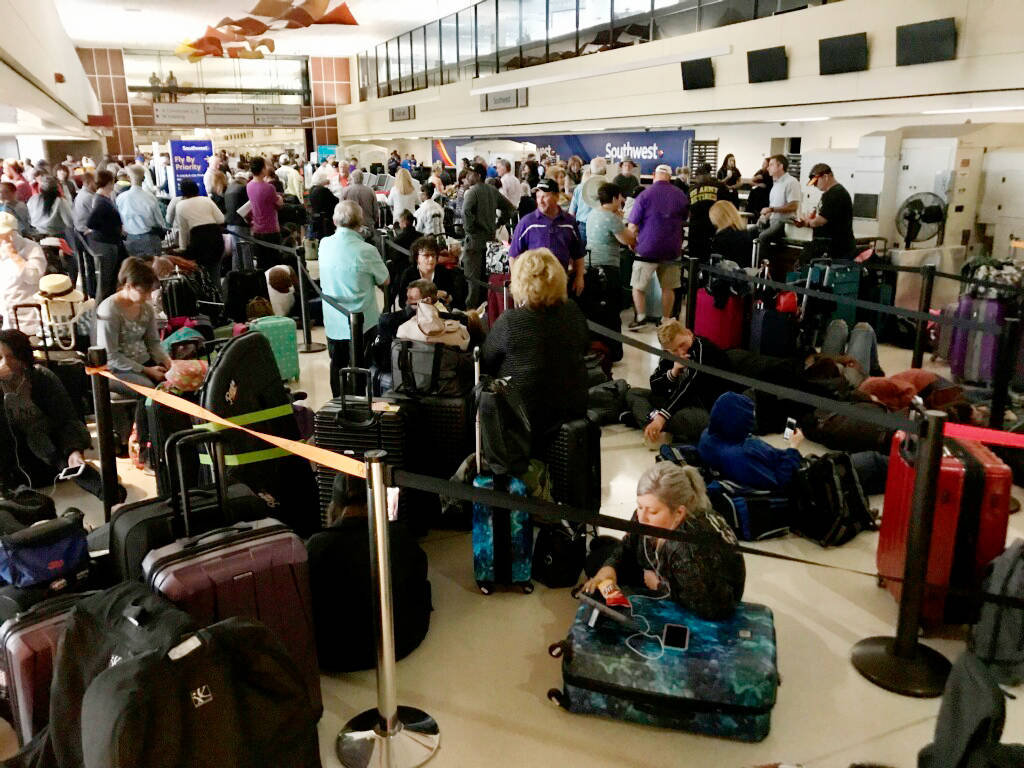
[{"left": 170, "top": 139, "right": 214, "bottom": 197}]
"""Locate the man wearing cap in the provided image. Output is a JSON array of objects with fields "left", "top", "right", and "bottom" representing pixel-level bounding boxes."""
[
  {"left": 0, "top": 212, "right": 46, "bottom": 335},
  {"left": 276, "top": 155, "right": 304, "bottom": 200},
  {"left": 508, "top": 178, "right": 585, "bottom": 295},
  {"left": 756, "top": 154, "right": 802, "bottom": 257},
  {"left": 627, "top": 164, "right": 689, "bottom": 328},
  {"left": 462, "top": 163, "right": 516, "bottom": 306},
  {"left": 793, "top": 163, "right": 855, "bottom": 260}
]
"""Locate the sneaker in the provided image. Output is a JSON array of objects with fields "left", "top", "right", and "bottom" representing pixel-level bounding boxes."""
[{"left": 627, "top": 318, "right": 647, "bottom": 331}]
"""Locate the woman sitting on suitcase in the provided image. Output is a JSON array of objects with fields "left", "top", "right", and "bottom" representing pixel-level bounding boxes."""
[
  {"left": 0, "top": 329, "right": 125, "bottom": 502},
  {"left": 96, "top": 257, "right": 172, "bottom": 456},
  {"left": 583, "top": 462, "right": 745, "bottom": 620}
]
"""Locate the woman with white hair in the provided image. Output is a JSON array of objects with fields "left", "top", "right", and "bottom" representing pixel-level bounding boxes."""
[
  {"left": 583, "top": 461, "right": 745, "bottom": 620},
  {"left": 388, "top": 168, "right": 419, "bottom": 221},
  {"left": 318, "top": 200, "right": 390, "bottom": 397}
]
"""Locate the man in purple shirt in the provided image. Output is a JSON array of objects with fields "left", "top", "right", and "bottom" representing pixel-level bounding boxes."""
[
  {"left": 509, "top": 178, "right": 585, "bottom": 296},
  {"left": 627, "top": 164, "right": 689, "bottom": 329},
  {"left": 245, "top": 156, "right": 284, "bottom": 269}
]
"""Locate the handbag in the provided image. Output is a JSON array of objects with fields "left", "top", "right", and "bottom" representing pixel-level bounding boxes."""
[{"left": 532, "top": 522, "right": 586, "bottom": 588}]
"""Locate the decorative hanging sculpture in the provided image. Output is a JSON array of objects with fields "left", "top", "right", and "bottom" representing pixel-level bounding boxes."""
[{"left": 178, "top": 0, "right": 357, "bottom": 61}]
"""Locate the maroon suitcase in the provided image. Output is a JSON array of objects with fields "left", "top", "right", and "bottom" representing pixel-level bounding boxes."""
[
  {"left": 140, "top": 432, "right": 321, "bottom": 711},
  {"left": 0, "top": 591, "right": 92, "bottom": 745},
  {"left": 487, "top": 272, "right": 511, "bottom": 328}
]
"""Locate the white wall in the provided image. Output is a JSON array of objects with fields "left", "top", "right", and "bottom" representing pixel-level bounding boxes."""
[
  {"left": 0, "top": 0, "right": 100, "bottom": 125},
  {"left": 339, "top": 0, "right": 1024, "bottom": 146}
]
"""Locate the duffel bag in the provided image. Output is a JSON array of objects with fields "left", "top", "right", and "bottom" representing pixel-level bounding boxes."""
[
  {"left": 706, "top": 480, "right": 790, "bottom": 542},
  {"left": 0, "top": 509, "right": 89, "bottom": 589},
  {"left": 791, "top": 453, "right": 876, "bottom": 547},
  {"left": 0, "top": 488, "right": 56, "bottom": 528},
  {"left": 392, "top": 339, "right": 473, "bottom": 396}
]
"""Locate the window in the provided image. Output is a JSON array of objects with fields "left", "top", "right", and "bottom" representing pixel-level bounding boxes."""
[
  {"left": 458, "top": 7, "right": 476, "bottom": 78},
  {"left": 698, "top": 0, "right": 756, "bottom": 31},
  {"left": 548, "top": 0, "right": 578, "bottom": 61},
  {"left": 578, "top": 0, "right": 611, "bottom": 54},
  {"left": 653, "top": 0, "right": 698, "bottom": 40},
  {"left": 425, "top": 23, "right": 441, "bottom": 86},
  {"left": 497, "top": 0, "right": 522, "bottom": 71},
  {"left": 400, "top": 32, "right": 414, "bottom": 92},
  {"left": 521, "top": 0, "right": 547, "bottom": 66},
  {"left": 387, "top": 38, "right": 401, "bottom": 94},
  {"left": 376, "top": 43, "right": 389, "bottom": 97},
  {"left": 412, "top": 27, "right": 427, "bottom": 90},
  {"left": 441, "top": 14, "right": 458, "bottom": 83},
  {"left": 476, "top": 0, "right": 497, "bottom": 76}
]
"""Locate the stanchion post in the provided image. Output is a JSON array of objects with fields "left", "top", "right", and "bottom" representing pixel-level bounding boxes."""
[
  {"left": 684, "top": 257, "right": 699, "bottom": 331},
  {"left": 851, "top": 409, "right": 951, "bottom": 697},
  {"left": 350, "top": 311, "right": 364, "bottom": 368},
  {"left": 86, "top": 347, "right": 119, "bottom": 522},
  {"left": 296, "top": 241, "right": 326, "bottom": 354},
  {"left": 336, "top": 450, "right": 440, "bottom": 767},
  {"left": 911, "top": 265, "right": 936, "bottom": 369},
  {"left": 989, "top": 317, "right": 1020, "bottom": 430}
]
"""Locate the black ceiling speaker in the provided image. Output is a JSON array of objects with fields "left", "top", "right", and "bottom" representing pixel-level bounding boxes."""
[
  {"left": 747, "top": 46, "right": 788, "bottom": 83},
  {"left": 682, "top": 58, "right": 714, "bottom": 90},
  {"left": 896, "top": 18, "right": 957, "bottom": 66},
  {"left": 819, "top": 32, "right": 869, "bottom": 75}
]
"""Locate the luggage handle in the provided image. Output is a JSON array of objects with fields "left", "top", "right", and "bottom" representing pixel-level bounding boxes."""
[
  {"left": 179, "top": 520, "right": 260, "bottom": 550},
  {"left": 165, "top": 429, "right": 230, "bottom": 538},
  {"left": 336, "top": 367, "right": 377, "bottom": 428},
  {"left": 474, "top": 347, "right": 482, "bottom": 470},
  {"left": 11, "top": 304, "right": 49, "bottom": 361}
]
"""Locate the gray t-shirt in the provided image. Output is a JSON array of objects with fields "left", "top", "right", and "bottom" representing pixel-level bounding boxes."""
[
  {"left": 768, "top": 173, "right": 801, "bottom": 223},
  {"left": 586, "top": 208, "right": 626, "bottom": 268}
]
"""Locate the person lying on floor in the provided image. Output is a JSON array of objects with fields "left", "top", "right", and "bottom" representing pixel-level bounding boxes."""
[
  {"left": 623, "top": 320, "right": 733, "bottom": 446},
  {"left": 0, "top": 329, "right": 125, "bottom": 502},
  {"left": 582, "top": 462, "right": 745, "bottom": 621},
  {"left": 699, "top": 391, "right": 890, "bottom": 496}
]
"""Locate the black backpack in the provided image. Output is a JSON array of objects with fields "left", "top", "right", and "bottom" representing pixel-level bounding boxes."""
[
  {"left": 475, "top": 375, "right": 532, "bottom": 476},
  {"left": 791, "top": 452, "right": 876, "bottom": 547},
  {"left": 532, "top": 522, "right": 587, "bottom": 588}
]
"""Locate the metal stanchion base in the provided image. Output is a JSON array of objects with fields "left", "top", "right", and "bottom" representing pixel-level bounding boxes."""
[
  {"left": 336, "top": 706, "right": 440, "bottom": 768},
  {"left": 300, "top": 341, "right": 327, "bottom": 354},
  {"left": 851, "top": 636, "right": 951, "bottom": 698}
]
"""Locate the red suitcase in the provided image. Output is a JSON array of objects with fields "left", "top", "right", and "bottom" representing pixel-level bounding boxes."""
[
  {"left": 0, "top": 591, "right": 91, "bottom": 745},
  {"left": 487, "top": 272, "right": 511, "bottom": 328},
  {"left": 694, "top": 288, "right": 745, "bottom": 350},
  {"left": 141, "top": 432, "right": 321, "bottom": 711},
  {"left": 877, "top": 432, "right": 1011, "bottom": 624}
]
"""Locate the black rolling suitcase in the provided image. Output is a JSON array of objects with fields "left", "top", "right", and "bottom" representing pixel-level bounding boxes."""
[
  {"left": 104, "top": 430, "right": 270, "bottom": 582},
  {"left": 221, "top": 269, "right": 270, "bottom": 323},
  {"left": 313, "top": 368, "right": 411, "bottom": 525},
  {"left": 145, "top": 397, "right": 196, "bottom": 497},
  {"left": 160, "top": 273, "right": 197, "bottom": 318},
  {"left": 541, "top": 415, "right": 602, "bottom": 510}
]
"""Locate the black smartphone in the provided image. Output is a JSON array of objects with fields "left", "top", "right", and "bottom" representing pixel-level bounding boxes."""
[{"left": 662, "top": 623, "right": 690, "bottom": 651}]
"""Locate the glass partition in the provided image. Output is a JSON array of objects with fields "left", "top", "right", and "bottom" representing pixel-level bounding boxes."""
[
  {"left": 476, "top": 0, "right": 497, "bottom": 76},
  {"left": 521, "top": 0, "right": 547, "bottom": 66},
  {"left": 578, "top": 0, "right": 612, "bottom": 55},
  {"left": 497, "top": 0, "right": 522, "bottom": 71},
  {"left": 412, "top": 27, "right": 427, "bottom": 89},
  {"left": 698, "top": 0, "right": 754, "bottom": 30},
  {"left": 376, "top": 43, "right": 389, "bottom": 97},
  {"left": 458, "top": 7, "right": 476, "bottom": 78},
  {"left": 441, "top": 14, "right": 458, "bottom": 84},
  {"left": 653, "top": 0, "right": 698, "bottom": 40},
  {"left": 548, "top": 0, "right": 578, "bottom": 61},
  {"left": 425, "top": 22, "right": 441, "bottom": 86}
]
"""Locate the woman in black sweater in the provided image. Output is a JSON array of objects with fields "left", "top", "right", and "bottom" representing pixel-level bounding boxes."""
[
  {"left": 709, "top": 200, "right": 754, "bottom": 265},
  {"left": 481, "top": 247, "right": 588, "bottom": 453}
]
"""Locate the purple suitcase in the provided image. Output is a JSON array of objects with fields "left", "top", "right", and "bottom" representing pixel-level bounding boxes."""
[
  {"left": 950, "top": 296, "right": 1005, "bottom": 384},
  {"left": 0, "top": 592, "right": 91, "bottom": 745},
  {"left": 140, "top": 432, "right": 321, "bottom": 711}
]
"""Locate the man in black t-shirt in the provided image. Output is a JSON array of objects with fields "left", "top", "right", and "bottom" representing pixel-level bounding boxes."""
[
  {"left": 686, "top": 163, "right": 726, "bottom": 263},
  {"left": 794, "top": 163, "right": 855, "bottom": 260}
]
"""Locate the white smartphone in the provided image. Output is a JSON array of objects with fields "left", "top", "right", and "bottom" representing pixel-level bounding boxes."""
[
  {"left": 783, "top": 418, "right": 797, "bottom": 441},
  {"left": 57, "top": 464, "right": 86, "bottom": 481}
]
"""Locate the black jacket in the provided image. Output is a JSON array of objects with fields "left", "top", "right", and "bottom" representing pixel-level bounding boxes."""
[
  {"left": 711, "top": 227, "right": 754, "bottom": 265},
  {"left": 0, "top": 366, "right": 91, "bottom": 472},
  {"left": 650, "top": 335, "right": 733, "bottom": 416}
]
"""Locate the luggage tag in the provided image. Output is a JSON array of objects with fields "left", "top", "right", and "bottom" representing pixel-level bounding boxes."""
[
  {"left": 168, "top": 634, "right": 203, "bottom": 661},
  {"left": 371, "top": 401, "right": 401, "bottom": 413}
]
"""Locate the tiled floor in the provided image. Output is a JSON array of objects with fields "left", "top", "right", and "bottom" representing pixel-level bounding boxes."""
[{"left": 5, "top": 312, "right": 1022, "bottom": 767}]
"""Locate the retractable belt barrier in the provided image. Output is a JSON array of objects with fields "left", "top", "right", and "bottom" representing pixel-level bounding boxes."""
[
  {"left": 701, "top": 263, "right": 1001, "bottom": 335},
  {"left": 860, "top": 259, "right": 1024, "bottom": 297}
]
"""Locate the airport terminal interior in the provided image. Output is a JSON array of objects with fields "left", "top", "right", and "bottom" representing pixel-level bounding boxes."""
[{"left": 2, "top": 0, "right": 1024, "bottom": 766}]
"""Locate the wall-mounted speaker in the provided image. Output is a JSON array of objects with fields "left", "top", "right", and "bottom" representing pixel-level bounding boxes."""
[
  {"left": 747, "top": 46, "right": 788, "bottom": 83},
  {"left": 819, "top": 32, "right": 868, "bottom": 75},
  {"left": 681, "top": 58, "right": 714, "bottom": 90},
  {"left": 896, "top": 18, "right": 957, "bottom": 66}
]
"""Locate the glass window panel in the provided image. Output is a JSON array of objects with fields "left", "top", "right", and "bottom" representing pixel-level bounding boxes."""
[
  {"left": 476, "top": 0, "right": 496, "bottom": 76},
  {"left": 548, "top": 0, "right": 577, "bottom": 62},
  {"left": 653, "top": 0, "right": 697, "bottom": 39},
  {"left": 521, "top": 0, "right": 545, "bottom": 43},
  {"left": 377, "top": 43, "right": 390, "bottom": 96},
  {"left": 412, "top": 27, "right": 427, "bottom": 89},
  {"left": 199, "top": 57, "right": 239, "bottom": 89},
  {"left": 400, "top": 32, "right": 413, "bottom": 91},
  {"left": 441, "top": 14, "right": 458, "bottom": 83},
  {"left": 458, "top": 8, "right": 475, "bottom": 64},
  {"left": 275, "top": 58, "right": 304, "bottom": 89},
  {"left": 698, "top": 0, "right": 754, "bottom": 30},
  {"left": 578, "top": 0, "right": 611, "bottom": 53},
  {"left": 425, "top": 23, "right": 440, "bottom": 86},
  {"left": 387, "top": 38, "right": 401, "bottom": 93},
  {"left": 497, "top": 0, "right": 521, "bottom": 71}
]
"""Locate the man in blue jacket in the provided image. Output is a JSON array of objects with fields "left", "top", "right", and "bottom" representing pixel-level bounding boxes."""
[{"left": 697, "top": 392, "right": 804, "bottom": 492}]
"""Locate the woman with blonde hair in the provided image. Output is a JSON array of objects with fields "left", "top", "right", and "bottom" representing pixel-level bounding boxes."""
[
  {"left": 583, "top": 461, "right": 745, "bottom": 620},
  {"left": 481, "top": 247, "right": 588, "bottom": 452},
  {"left": 388, "top": 167, "right": 419, "bottom": 220},
  {"left": 709, "top": 199, "right": 754, "bottom": 264},
  {"left": 428, "top": 161, "right": 445, "bottom": 198}
]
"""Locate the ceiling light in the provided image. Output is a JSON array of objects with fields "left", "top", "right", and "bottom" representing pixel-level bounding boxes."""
[
  {"left": 921, "top": 105, "right": 1024, "bottom": 114},
  {"left": 124, "top": 7, "right": 142, "bottom": 11},
  {"left": 762, "top": 116, "right": 830, "bottom": 123}
]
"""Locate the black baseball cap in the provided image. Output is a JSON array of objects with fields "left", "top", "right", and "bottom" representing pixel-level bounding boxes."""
[
  {"left": 808, "top": 163, "right": 832, "bottom": 181},
  {"left": 534, "top": 178, "right": 559, "bottom": 193}
]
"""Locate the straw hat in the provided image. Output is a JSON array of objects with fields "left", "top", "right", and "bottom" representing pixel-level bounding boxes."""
[
  {"left": 0, "top": 212, "right": 17, "bottom": 236},
  {"left": 35, "top": 273, "right": 84, "bottom": 304}
]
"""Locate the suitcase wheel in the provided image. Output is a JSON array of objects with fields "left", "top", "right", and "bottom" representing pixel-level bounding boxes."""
[
  {"left": 477, "top": 581, "right": 495, "bottom": 595},
  {"left": 877, "top": 575, "right": 886, "bottom": 588},
  {"left": 547, "top": 688, "right": 568, "bottom": 709},
  {"left": 548, "top": 641, "right": 568, "bottom": 658},
  {"left": 517, "top": 580, "right": 534, "bottom": 595}
]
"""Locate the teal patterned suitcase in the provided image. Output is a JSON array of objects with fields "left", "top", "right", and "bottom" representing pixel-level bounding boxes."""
[
  {"left": 548, "top": 591, "right": 779, "bottom": 741},
  {"left": 248, "top": 316, "right": 300, "bottom": 381}
]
